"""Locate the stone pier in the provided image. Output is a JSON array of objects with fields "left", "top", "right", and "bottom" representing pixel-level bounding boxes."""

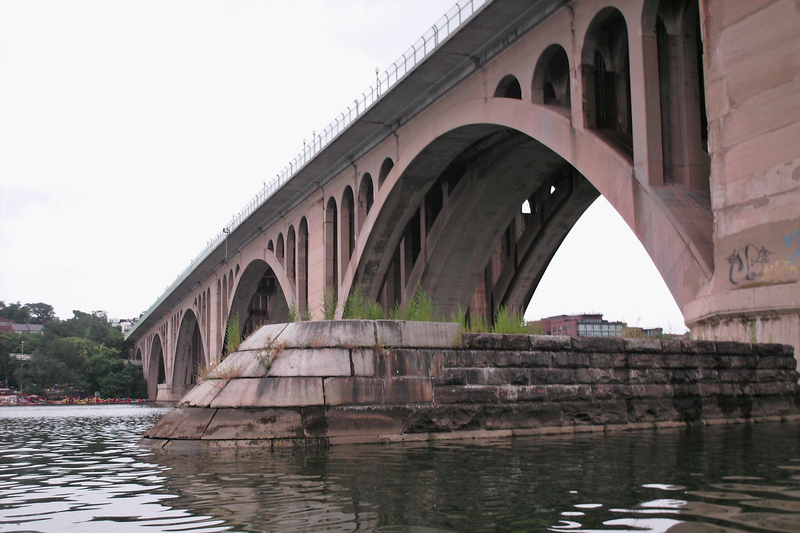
[{"left": 142, "top": 321, "right": 800, "bottom": 448}]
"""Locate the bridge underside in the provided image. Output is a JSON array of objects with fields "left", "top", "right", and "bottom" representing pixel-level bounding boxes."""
[{"left": 359, "top": 126, "right": 600, "bottom": 324}]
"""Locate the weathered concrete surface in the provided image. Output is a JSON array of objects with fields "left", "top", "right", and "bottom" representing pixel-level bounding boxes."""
[{"left": 142, "top": 321, "right": 800, "bottom": 447}]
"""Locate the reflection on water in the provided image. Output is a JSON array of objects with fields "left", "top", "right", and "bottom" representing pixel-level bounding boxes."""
[{"left": 1, "top": 406, "right": 799, "bottom": 532}]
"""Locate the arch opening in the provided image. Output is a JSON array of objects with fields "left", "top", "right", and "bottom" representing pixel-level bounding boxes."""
[
  {"left": 653, "top": 0, "right": 709, "bottom": 192},
  {"left": 298, "top": 217, "right": 309, "bottom": 315},
  {"left": 582, "top": 8, "right": 633, "bottom": 156},
  {"left": 276, "top": 233, "right": 285, "bottom": 265},
  {"left": 146, "top": 334, "right": 166, "bottom": 400},
  {"left": 494, "top": 74, "right": 523, "bottom": 99},
  {"left": 172, "top": 309, "right": 205, "bottom": 394},
  {"left": 342, "top": 186, "right": 355, "bottom": 272},
  {"left": 325, "top": 197, "right": 338, "bottom": 294},
  {"left": 228, "top": 259, "right": 291, "bottom": 343},
  {"left": 378, "top": 158, "right": 394, "bottom": 187},
  {"left": 358, "top": 173, "right": 374, "bottom": 232},
  {"left": 532, "top": 44, "right": 571, "bottom": 108},
  {"left": 287, "top": 226, "right": 296, "bottom": 288}
]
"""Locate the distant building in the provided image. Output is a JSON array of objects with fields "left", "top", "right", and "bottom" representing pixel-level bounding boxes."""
[
  {"left": 11, "top": 323, "right": 44, "bottom": 334},
  {"left": 529, "top": 314, "right": 625, "bottom": 337},
  {"left": 0, "top": 318, "right": 44, "bottom": 334},
  {"left": 110, "top": 318, "right": 137, "bottom": 334}
]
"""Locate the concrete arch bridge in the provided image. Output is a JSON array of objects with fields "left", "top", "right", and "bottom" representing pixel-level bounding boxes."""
[{"left": 125, "top": 0, "right": 800, "bottom": 401}]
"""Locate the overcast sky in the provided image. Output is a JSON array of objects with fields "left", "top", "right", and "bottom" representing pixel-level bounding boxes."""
[{"left": 0, "top": 0, "right": 687, "bottom": 333}]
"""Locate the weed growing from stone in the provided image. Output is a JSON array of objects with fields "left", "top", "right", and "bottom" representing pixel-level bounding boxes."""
[
  {"left": 343, "top": 285, "right": 384, "bottom": 320},
  {"left": 321, "top": 288, "right": 338, "bottom": 320},
  {"left": 490, "top": 305, "right": 527, "bottom": 334},
  {"left": 254, "top": 338, "right": 287, "bottom": 376},
  {"left": 225, "top": 314, "right": 242, "bottom": 354},
  {"left": 288, "top": 301, "right": 299, "bottom": 323}
]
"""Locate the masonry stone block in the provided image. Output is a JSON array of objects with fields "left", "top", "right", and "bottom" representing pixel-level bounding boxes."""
[
  {"left": 624, "top": 338, "right": 663, "bottom": 353},
  {"left": 432, "top": 368, "right": 468, "bottom": 386},
  {"left": 552, "top": 353, "right": 590, "bottom": 368},
  {"left": 626, "top": 400, "right": 679, "bottom": 423},
  {"left": 716, "top": 341, "right": 754, "bottom": 355},
  {"left": 383, "top": 377, "right": 433, "bottom": 405},
  {"left": 298, "top": 406, "right": 327, "bottom": 438},
  {"left": 463, "top": 333, "right": 528, "bottom": 350},
  {"left": 238, "top": 323, "right": 289, "bottom": 351},
  {"left": 179, "top": 380, "right": 226, "bottom": 407},
  {"left": 378, "top": 349, "right": 443, "bottom": 377},
  {"left": 324, "top": 377, "right": 383, "bottom": 406},
  {"left": 375, "top": 320, "right": 460, "bottom": 348},
  {"left": 202, "top": 408, "right": 304, "bottom": 440},
  {"left": 572, "top": 336, "right": 624, "bottom": 353},
  {"left": 698, "top": 383, "right": 722, "bottom": 396},
  {"left": 546, "top": 384, "right": 592, "bottom": 402},
  {"left": 588, "top": 353, "right": 627, "bottom": 368},
  {"left": 563, "top": 400, "right": 627, "bottom": 426},
  {"left": 206, "top": 351, "right": 249, "bottom": 379},
  {"left": 757, "top": 355, "right": 779, "bottom": 369},
  {"left": 753, "top": 343, "right": 784, "bottom": 356},
  {"left": 530, "top": 368, "right": 576, "bottom": 385},
  {"left": 351, "top": 349, "right": 376, "bottom": 376},
  {"left": 434, "top": 385, "right": 499, "bottom": 404},
  {"left": 499, "top": 384, "right": 548, "bottom": 403},
  {"left": 210, "top": 377, "right": 324, "bottom": 408},
  {"left": 145, "top": 407, "right": 217, "bottom": 440},
  {"left": 627, "top": 354, "right": 657, "bottom": 369},
  {"left": 278, "top": 320, "right": 375, "bottom": 348},
  {"left": 400, "top": 404, "right": 484, "bottom": 433},
  {"left": 661, "top": 340, "right": 683, "bottom": 354},
  {"left": 323, "top": 407, "right": 403, "bottom": 438},
  {"left": 530, "top": 335, "right": 570, "bottom": 351},
  {"left": 576, "top": 368, "right": 625, "bottom": 384},
  {"left": 269, "top": 348, "right": 351, "bottom": 377},
  {"left": 682, "top": 340, "right": 716, "bottom": 354}
]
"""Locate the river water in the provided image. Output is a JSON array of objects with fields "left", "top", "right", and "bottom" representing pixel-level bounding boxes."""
[{"left": 1, "top": 405, "right": 799, "bottom": 532}]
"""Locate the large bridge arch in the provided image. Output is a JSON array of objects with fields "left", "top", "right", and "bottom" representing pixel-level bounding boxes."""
[
  {"left": 146, "top": 334, "right": 166, "bottom": 400},
  {"left": 172, "top": 309, "right": 205, "bottom": 397},
  {"left": 227, "top": 254, "right": 293, "bottom": 350},
  {"left": 346, "top": 96, "right": 711, "bottom": 319}
]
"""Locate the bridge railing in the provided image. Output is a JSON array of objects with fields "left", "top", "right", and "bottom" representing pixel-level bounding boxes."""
[{"left": 127, "top": 0, "right": 487, "bottom": 339}]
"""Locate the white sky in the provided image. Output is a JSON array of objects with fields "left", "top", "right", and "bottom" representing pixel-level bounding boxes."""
[{"left": 0, "top": 0, "right": 687, "bottom": 333}]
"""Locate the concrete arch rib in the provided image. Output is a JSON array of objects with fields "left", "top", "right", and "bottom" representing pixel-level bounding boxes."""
[{"left": 345, "top": 97, "right": 710, "bottom": 317}]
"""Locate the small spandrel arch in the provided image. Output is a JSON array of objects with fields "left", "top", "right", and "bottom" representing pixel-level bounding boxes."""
[
  {"left": 358, "top": 173, "right": 374, "bottom": 231},
  {"left": 494, "top": 74, "right": 523, "bottom": 99},
  {"left": 532, "top": 44, "right": 571, "bottom": 107},
  {"left": 276, "top": 233, "right": 285, "bottom": 265},
  {"left": 378, "top": 158, "right": 394, "bottom": 188}
]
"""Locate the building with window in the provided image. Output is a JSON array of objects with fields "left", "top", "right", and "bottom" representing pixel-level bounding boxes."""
[{"left": 530, "top": 314, "right": 625, "bottom": 337}]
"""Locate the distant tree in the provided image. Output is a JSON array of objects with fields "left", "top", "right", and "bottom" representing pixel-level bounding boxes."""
[
  {"left": 3, "top": 308, "right": 143, "bottom": 398},
  {"left": 26, "top": 302, "right": 55, "bottom": 324},
  {"left": 16, "top": 353, "right": 79, "bottom": 395},
  {"left": 0, "top": 301, "right": 31, "bottom": 323},
  {"left": 0, "top": 333, "right": 22, "bottom": 388}
]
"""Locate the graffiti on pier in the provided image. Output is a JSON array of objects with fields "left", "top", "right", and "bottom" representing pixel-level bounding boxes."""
[
  {"left": 761, "top": 260, "right": 799, "bottom": 283},
  {"left": 784, "top": 230, "right": 800, "bottom": 263},
  {"left": 727, "top": 244, "right": 772, "bottom": 285}
]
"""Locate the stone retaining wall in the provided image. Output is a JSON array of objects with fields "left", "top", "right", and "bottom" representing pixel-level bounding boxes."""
[{"left": 142, "top": 321, "right": 800, "bottom": 448}]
